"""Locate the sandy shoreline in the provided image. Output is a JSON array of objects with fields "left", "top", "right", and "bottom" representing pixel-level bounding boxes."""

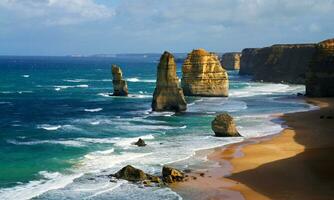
[{"left": 173, "top": 98, "right": 334, "bottom": 200}]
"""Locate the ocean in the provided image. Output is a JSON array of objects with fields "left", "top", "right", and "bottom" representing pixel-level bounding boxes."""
[{"left": 0, "top": 55, "right": 314, "bottom": 200}]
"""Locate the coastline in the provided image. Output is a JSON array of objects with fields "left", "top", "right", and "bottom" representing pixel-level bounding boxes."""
[{"left": 172, "top": 98, "right": 334, "bottom": 200}]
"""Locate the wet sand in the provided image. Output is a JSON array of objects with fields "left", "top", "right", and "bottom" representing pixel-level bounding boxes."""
[{"left": 173, "top": 98, "right": 334, "bottom": 200}]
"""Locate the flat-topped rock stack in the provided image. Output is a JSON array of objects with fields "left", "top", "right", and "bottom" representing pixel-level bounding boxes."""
[
  {"left": 221, "top": 52, "right": 241, "bottom": 70},
  {"left": 111, "top": 65, "right": 128, "bottom": 96},
  {"left": 306, "top": 39, "right": 334, "bottom": 97},
  {"left": 152, "top": 51, "right": 187, "bottom": 112},
  {"left": 181, "top": 49, "right": 229, "bottom": 97}
]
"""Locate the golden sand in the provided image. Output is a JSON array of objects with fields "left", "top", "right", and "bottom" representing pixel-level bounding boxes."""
[{"left": 173, "top": 98, "right": 334, "bottom": 200}]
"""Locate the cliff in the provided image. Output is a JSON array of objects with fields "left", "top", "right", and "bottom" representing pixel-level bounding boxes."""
[
  {"left": 111, "top": 65, "right": 128, "bottom": 96},
  {"left": 306, "top": 39, "right": 334, "bottom": 97},
  {"left": 181, "top": 49, "right": 229, "bottom": 97},
  {"left": 152, "top": 51, "right": 187, "bottom": 112},
  {"left": 239, "top": 44, "right": 316, "bottom": 84},
  {"left": 221, "top": 52, "right": 241, "bottom": 70},
  {"left": 239, "top": 48, "right": 261, "bottom": 75}
]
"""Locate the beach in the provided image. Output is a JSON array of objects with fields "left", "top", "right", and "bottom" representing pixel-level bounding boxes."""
[{"left": 173, "top": 98, "right": 334, "bottom": 200}]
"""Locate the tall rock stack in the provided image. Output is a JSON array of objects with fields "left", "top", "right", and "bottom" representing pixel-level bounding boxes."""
[
  {"left": 221, "top": 52, "right": 241, "bottom": 70},
  {"left": 181, "top": 49, "right": 229, "bottom": 97},
  {"left": 306, "top": 39, "right": 334, "bottom": 97},
  {"left": 152, "top": 51, "right": 187, "bottom": 112},
  {"left": 111, "top": 65, "right": 128, "bottom": 96}
]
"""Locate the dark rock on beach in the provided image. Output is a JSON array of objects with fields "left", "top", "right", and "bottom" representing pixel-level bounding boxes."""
[
  {"left": 162, "top": 166, "right": 184, "bottom": 183},
  {"left": 113, "top": 165, "right": 148, "bottom": 181},
  {"left": 212, "top": 113, "right": 241, "bottom": 137},
  {"left": 111, "top": 165, "right": 163, "bottom": 185}
]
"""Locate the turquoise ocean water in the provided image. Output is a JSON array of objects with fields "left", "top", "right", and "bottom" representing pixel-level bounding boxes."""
[{"left": 0, "top": 55, "right": 314, "bottom": 199}]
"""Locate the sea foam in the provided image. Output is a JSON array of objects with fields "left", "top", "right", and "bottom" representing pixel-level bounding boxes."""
[
  {"left": 229, "top": 83, "right": 304, "bottom": 98},
  {"left": 84, "top": 108, "right": 103, "bottom": 112},
  {"left": 54, "top": 85, "right": 89, "bottom": 91},
  {"left": 0, "top": 171, "right": 83, "bottom": 200},
  {"left": 7, "top": 139, "right": 85, "bottom": 147},
  {"left": 126, "top": 78, "right": 155, "bottom": 83},
  {"left": 37, "top": 124, "right": 62, "bottom": 131}
]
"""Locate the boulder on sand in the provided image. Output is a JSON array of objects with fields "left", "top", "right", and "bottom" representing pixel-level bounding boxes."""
[
  {"left": 162, "top": 166, "right": 184, "bottom": 183},
  {"left": 113, "top": 165, "right": 147, "bottom": 181},
  {"left": 112, "top": 165, "right": 162, "bottom": 184},
  {"left": 211, "top": 113, "right": 241, "bottom": 137}
]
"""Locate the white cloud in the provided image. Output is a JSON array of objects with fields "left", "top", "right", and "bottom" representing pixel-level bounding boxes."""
[
  {"left": 0, "top": 0, "right": 114, "bottom": 25},
  {"left": 1, "top": 0, "right": 334, "bottom": 55}
]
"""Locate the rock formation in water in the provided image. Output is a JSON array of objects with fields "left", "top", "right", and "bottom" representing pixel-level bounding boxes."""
[
  {"left": 239, "top": 44, "right": 316, "bottom": 84},
  {"left": 306, "top": 39, "right": 334, "bottom": 97},
  {"left": 111, "top": 65, "right": 128, "bottom": 96},
  {"left": 221, "top": 52, "right": 241, "bottom": 70},
  {"left": 113, "top": 165, "right": 148, "bottom": 181},
  {"left": 211, "top": 113, "right": 241, "bottom": 137},
  {"left": 111, "top": 165, "right": 162, "bottom": 185},
  {"left": 181, "top": 49, "right": 229, "bottom": 97},
  {"left": 133, "top": 138, "right": 146, "bottom": 147},
  {"left": 152, "top": 51, "right": 187, "bottom": 112},
  {"left": 162, "top": 166, "right": 184, "bottom": 183}
]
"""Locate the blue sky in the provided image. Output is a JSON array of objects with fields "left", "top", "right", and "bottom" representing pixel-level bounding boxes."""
[{"left": 0, "top": 0, "right": 333, "bottom": 55}]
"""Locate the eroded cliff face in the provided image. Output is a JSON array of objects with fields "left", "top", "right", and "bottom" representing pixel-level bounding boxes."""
[
  {"left": 239, "top": 44, "right": 316, "bottom": 84},
  {"left": 181, "top": 49, "right": 229, "bottom": 97},
  {"left": 112, "top": 65, "right": 128, "bottom": 96},
  {"left": 239, "top": 48, "right": 261, "bottom": 75},
  {"left": 306, "top": 39, "right": 334, "bottom": 97},
  {"left": 221, "top": 52, "right": 241, "bottom": 70},
  {"left": 152, "top": 51, "right": 187, "bottom": 112}
]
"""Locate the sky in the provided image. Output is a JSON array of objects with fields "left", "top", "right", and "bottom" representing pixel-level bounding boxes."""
[{"left": 0, "top": 0, "right": 334, "bottom": 55}]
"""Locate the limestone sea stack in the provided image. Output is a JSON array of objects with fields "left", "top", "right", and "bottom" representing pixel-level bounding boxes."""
[
  {"left": 211, "top": 113, "right": 241, "bottom": 137},
  {"left": 221, "top": 52, "right": 241, "bottom": 70},
  {"left": 181, "top": 49, "right": 229, "bottom": 97},
  {"left": 152, "top": 51, "right": 187, "bottom": 112},
  {"left": 111, "top": 65, "right": 128, "bottom": 96},
  {"left": 306, "top": 39, "right": 334, "bottom": 97}
]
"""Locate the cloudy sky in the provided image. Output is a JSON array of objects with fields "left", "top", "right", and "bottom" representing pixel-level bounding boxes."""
[{"left": 0, "top": 0, "right": 333, "bottom": 55}]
